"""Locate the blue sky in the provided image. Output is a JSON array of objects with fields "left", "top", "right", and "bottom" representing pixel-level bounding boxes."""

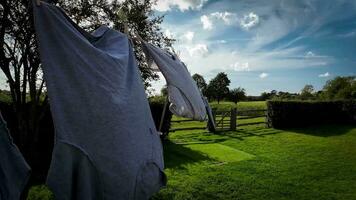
[{"left": 150, "top": 0, "right": 356, "bottom": 95}]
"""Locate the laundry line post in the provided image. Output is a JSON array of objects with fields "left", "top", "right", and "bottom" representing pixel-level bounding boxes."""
[{"left": 158, "top": 96, "right": 169, "bottom": 133}]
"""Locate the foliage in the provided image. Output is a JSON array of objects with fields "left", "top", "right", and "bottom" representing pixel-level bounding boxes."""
[
  {"left": 261, "top": 76, "right": 356, "bottom": 101},
  {"left": 206, "top": 72, "right": 230, "bottom": 103},
  {"left": 0, "top": 90, "right": 12, "bottom": 103},
  {"left": 192, "top": 73, "right": 207, "bottom": 94},
  {"left": 260, "top": 90, "right": 278, "bottom": 100},
  {"left": 300, "top": 84, "right": 314, "bottom": 100},
  {"left": 322, "top": 76, "right": 356, "bottom": 100},
  {"left": 27, "top": 185, "right": 54, "bottom": 200},
  {"left": 228, "top": 87, "right": 246, "bottom": 104},
  {"left": 267, "top": 100, "right": 356, "bottom": 128},
  {"left": 160, "top": 85, "right": 168, "bottom": 96}
]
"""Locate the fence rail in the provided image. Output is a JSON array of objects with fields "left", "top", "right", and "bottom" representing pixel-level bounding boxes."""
[{"left": 170, "top": 108, "right": 268, "bottom": 132}]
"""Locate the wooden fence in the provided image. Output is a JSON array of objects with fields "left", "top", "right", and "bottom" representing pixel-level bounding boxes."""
[{"left": 170, "top": 108, "right": 268, "bottom": 132}]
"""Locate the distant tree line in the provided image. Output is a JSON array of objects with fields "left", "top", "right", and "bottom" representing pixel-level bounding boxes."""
[
  {"left": 262, "top": 76, "right": 356, "bottom": 101},
  {"left": 189, "top": 73, "right": 355, "bottom": 103}
]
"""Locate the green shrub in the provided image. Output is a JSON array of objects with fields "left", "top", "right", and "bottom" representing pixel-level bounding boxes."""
[
  {"left": 27, "top": 185, "right": 54, "bottom": 200},
  {"left": 267, "top": 100, "right": 356, "bottom": 128}
]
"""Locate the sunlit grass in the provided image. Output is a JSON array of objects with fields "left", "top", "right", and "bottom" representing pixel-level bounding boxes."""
[
  {"left": 154, "top": 124, "right": 356, "bottom": 200},
  {"left": 153, "top": 101, "right": 356, "bottom": 200}
]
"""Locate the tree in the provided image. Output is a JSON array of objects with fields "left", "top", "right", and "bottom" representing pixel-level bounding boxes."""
[
  {"left": 300, "top": 84, "right": 314, "bottom": 99},
  {"left": 160, "top": 85, "right": 168, "bottom": 96},
  {"left": 260, "top": 90, "right": 278, "bottom": 100},
  {"left": 206, "top": 72, "right": 230, "bottom": 103},
  {"left": 0, "top": 0, "right": 173, "bottom": 190},
  {"left": 192, "top": 73, "right": 207, "bottom": 94},
  {"left": 322, "top": 76, "right": 356, "bottom": 100},
  {"left": 229, "top": 87, "right": 246, "bottom": 104}
]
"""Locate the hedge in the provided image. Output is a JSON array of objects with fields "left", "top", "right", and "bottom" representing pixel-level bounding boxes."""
[
  {"left": 0, "top": 98, "right": 172, "bottom": 141},
  {"left": 267, "top": 100, "right": 356, "bottom": 128}
]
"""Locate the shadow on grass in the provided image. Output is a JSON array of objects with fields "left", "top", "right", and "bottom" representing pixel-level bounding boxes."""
[
  {"left": 163, "top": 140, "right": 215, "bottom": 169},
  {"left": 279, "top": 124, "right": 356, "bottom": 137},
  {"left": 216, "top": 126, "right": 283, "bottom": 141}
]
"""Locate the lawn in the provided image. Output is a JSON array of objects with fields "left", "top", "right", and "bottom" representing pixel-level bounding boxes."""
[
  {"left": 153, "top": 124, "right": 356, "bottom": 200},
  {"left": 153, "top": 101, "right": 356, "bottom": 200},
  {"left": 210, "top": 101, "right": 267, "bottom": 111},
  {"left": 27, "top": 101, "right": 356, "bottom": 200}
]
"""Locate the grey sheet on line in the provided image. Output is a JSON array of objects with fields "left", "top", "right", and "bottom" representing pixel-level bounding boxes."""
[
  {"left": 0, "top": 112, "right": 31, "bottom": 200},
  {"left": 33, "top": 2, "right": 166, "bottom": 200},
  {"left": 142, "top": 43, "right": 207, "bottom": 121}
]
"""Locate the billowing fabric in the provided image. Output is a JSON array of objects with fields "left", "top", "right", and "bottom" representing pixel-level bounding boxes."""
[
  {"left": 0, "top": 112, "right": 31, "bottom": 200},
  {"left": 33, "top": 2, "right": 165, "bottom": 200},
  {"left": 142, "top": 43, "right": 207, "bottom": 121}
]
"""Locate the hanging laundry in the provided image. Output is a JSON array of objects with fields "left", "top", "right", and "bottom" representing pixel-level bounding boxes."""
[
  {"left": 33, "top": 2, "right": 166, "bottom": 200},
  {"left": 0, "top": 112, "right": 31, "bottom": 200},
  {"left": 142, "top": 43, "right": 207, "bottom": 121}
]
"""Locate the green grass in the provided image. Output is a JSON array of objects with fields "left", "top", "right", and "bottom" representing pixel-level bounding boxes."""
[
  {"left": 153, "top": 124, "right": 356, "bottom": 200},
  {"left": 153, "top": 101, "right": 356, "bottom": 200},
  {"left": 185, "top": 143, "right": 255, "bottom": 163},
  {"left": 210, "top": 101, "right": 267, "bottom": 111}
]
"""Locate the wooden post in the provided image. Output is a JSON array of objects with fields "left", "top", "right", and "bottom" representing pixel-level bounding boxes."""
[
  {"left": 230, "top": 108, "right": 237, "bottom": 131},
  {"left": 159, "top": 96, "right": 169, "bottom": 132}
]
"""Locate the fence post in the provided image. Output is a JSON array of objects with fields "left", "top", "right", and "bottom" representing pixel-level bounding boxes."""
[{"left": 230, "top": 108, "right": 237, "bottom": 131}]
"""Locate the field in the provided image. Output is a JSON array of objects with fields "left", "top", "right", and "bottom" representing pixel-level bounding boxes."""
[
  {"left": 171, "top": 101, "right": 267, "bottom": 131},
  {"left": 27, "top": 101, "right": 356, "bottom": 200},
  {"left": 210, "top": 101, "right": 267, "bottom": 111},
  {"left": 153, "top": 101, "right": 356, "bottom": 200}
]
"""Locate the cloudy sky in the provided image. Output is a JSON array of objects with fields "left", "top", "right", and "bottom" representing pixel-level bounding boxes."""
[{"left": 150, "top": 0, "right": 356, "bottom": 95}]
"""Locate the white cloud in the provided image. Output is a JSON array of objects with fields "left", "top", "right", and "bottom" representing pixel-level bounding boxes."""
[
  {"left": 184, "top": 31, "right": 195, "bottom": 42},
  {"left": 186, "top": 44, "right": 209, "bottom": 57},
  {"left": 211, "top": 12, "right": 235, "bottom": 25},
  {"left": 240, "top": 12, "right": 259, "bottom": 30},
  {"left": 305, "top": 51, "right": 315, "bottom": 58},
  {"left": 259, "top": 73, "right": 269, "bottom": 79},
  {"left": 200, "top": 12, "right": 236, "bottom": 30},
  {"left": 230, "top": 62, "right": 250, "bottom": 71},
  {"left": 153, "top": 0, "right": 207, "bottom": 12},
  {"left": 318, "top": 72, "right": 330, "bottom": 77},
  {"left": 201, "top": 15, "right": 213, "bottom": 30}
]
